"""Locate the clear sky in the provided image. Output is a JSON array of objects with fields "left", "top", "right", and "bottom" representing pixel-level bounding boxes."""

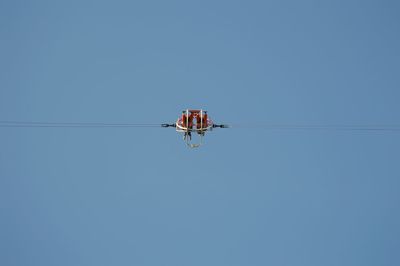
[{"left": 1, "top": 1, "right": 400, "bottom": 265}]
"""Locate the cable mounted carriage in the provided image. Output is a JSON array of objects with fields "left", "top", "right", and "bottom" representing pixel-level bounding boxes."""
[{"left": 162, "top": 109, "right": 228, "bottom": 148}]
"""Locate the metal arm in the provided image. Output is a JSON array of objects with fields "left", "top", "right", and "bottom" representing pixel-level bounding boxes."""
[
  {"left": 161, "top": 123, "right": 176, "bottom": 128},
  {"left": 213, "top": 124, "right": 229, "bottom": 128}
]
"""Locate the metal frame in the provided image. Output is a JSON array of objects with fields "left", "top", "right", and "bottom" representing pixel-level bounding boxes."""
[{"left": 175, "top": 109, "right": 213, "bottom": 148}]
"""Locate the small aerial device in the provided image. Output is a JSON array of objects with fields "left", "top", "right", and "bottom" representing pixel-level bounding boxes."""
[{"left": 162, "top": 109, "right": 228, "bottom": 148}]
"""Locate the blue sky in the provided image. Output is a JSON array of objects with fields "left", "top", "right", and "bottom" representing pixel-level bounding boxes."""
[{"left": 1, "top": 1, "right": 400, "bottom": 265}]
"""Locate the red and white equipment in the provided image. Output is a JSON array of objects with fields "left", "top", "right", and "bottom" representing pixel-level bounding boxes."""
[{"left": 162, "top": 109, "right": 228, "bottom": 148}]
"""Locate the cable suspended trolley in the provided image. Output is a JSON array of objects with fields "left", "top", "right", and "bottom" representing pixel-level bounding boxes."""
[{"left": 162, "top": 109, "right": 228, "bottom": 148}]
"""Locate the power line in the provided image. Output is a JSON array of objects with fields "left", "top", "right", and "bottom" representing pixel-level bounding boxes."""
[
  {"left": 229, "top": 124, "right": 400, "bottom": 131},
  {"left": 1, "top": 121, "right": 400, "bottom": 131},
  {"left": 0, "top": 121, "right": 161, "bottom": 128}
]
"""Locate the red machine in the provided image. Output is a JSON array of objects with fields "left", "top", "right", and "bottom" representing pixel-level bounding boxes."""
[{"left": 162, "top": 109, "right": 228, "bottom": 148}]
